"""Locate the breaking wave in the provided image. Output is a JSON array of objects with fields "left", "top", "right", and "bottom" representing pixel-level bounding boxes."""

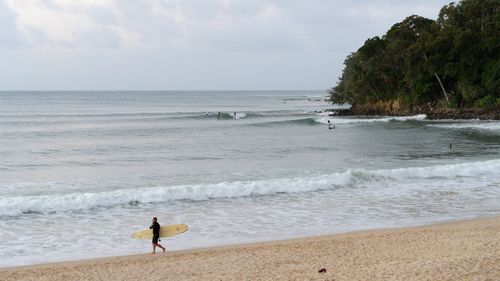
[
  {"left": 427, "top": 121, "right": 500, "bottom": 132},
  {"left": 315, "top": 114, "right": 427, "bottom": 125},
  {"left": 1, "top": 159, "right": 499, "bottom": 217}
]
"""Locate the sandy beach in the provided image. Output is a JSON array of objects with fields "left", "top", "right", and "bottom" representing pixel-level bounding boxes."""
[{"left": 1, "top": 217, "right": 499, "bottom": 281}]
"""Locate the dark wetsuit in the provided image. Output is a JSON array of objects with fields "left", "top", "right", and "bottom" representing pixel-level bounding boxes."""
[{"left": 150, "top": 222, "right": 160, "bottom": 244}]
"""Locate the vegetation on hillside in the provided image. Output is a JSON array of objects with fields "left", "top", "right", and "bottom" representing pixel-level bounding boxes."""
[{"left": 330, "top": 0, "right": 499, "bottom": 112}]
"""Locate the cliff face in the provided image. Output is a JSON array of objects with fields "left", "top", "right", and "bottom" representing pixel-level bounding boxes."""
[{"left": 349, "top": 100, "right": 428, "bottom": 116}]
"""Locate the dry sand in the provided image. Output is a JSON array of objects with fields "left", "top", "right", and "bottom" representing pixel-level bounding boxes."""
[{"left": 1, "top": 216, "right": 499, "bottom": 281}]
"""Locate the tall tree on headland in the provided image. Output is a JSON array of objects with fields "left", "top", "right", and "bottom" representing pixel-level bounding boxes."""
[{"left": 330, "top": 0, "right": 500, "bottom": 111}]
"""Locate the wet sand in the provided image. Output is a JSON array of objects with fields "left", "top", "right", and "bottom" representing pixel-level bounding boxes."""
[{"left": 1, "top": 216, "right": 499, "bottom": 281}]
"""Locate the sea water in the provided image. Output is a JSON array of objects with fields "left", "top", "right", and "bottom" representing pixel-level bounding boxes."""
[{"left": 1, "top": 91, "right": 499, "bottom": 267}]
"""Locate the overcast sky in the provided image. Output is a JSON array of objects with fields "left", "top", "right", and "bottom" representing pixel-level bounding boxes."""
[{"left": 0, "top": 0, "right": 451, "bottom": 91}]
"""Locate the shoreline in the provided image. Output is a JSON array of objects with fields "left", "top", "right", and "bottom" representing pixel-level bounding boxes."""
[
  {"left": 331, "top": 107, "right": 500, "bottom": 120},
  {"left": 2, "top": 216, "right": 499, "bottom": 280},
  {"left": 1, "top": 216, "right": 492, "bottom": 270}
]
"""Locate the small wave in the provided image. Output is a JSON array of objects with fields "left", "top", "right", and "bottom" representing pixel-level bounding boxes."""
[
  {"left": 1, "top": 159, "right": 499, "bottom": 217},
  {"left": 316, "top": 114, "right": 427, "bottom": 125},
  {"left": 250, "top": 118, "right": 318, "bottom": 127},
  {"left": 367, "top": 159, "right": 500, "bottom": 179},
  {"left": 215, "top": 112, "right": 247, "bottom": 119},
  {"left": 427, "top": 122, "right": 500, "bottom": 132},
  {"left": 187, "top": 111, "right": 303, "bottom": 120},
  {"left": 210, "top": 111, "right": 312, "bottom": 120},
  {"left": 21, "top": 210, "right": 43, "bottom": 215},
  {"left": 234, "top": 112, "right": 246, "bottom": 119}
]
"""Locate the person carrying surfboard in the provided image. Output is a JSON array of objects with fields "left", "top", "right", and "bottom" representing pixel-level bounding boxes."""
[{"left": 150, "top": 217, "right": 166, "bottom": 254}]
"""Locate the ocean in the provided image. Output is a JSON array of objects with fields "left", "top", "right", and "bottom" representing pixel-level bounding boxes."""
[{"left": 1, "top": 91, "right": 499, "bottom": 267}]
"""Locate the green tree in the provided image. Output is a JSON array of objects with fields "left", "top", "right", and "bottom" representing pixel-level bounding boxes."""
[{"left": 330, "top": 0, "right": 500, "bottom": 111}]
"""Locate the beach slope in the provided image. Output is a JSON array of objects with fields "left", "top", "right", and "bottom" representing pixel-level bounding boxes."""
[{"left": 1, "top": 217, "right": 499, "bottom": 281}]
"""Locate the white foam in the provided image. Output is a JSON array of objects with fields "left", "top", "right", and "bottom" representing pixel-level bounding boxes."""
[
  {"left": 233, "top": 112, "right": 247, "bottom": 119},
  {"left": 367, "top": 159, "right": 500, "bottom": 179},
  {"left": 2, "top": 158, "right": 499, "bottom": 217},
  {"left": 427, "top": 121, "right": 500, "bottom": 131},
  {"left": 0, "top": 173, "right": 352, "bottom": 217},
  {"left": 316, "top": 114, "right": 427, "bottom": 125}
]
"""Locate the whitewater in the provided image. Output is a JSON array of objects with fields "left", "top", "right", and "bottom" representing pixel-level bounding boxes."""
[{"left": 1, "top": 91, "right": 499, "bottom": 267}]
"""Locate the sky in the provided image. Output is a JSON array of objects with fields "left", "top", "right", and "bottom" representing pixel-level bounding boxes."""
[{"left": 0, "top": 0, "right": 452, "bottom": 91}]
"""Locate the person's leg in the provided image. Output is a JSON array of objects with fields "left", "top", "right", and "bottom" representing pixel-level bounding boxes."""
[
  {"left": 157, "top": 243, "right": 166, "bottom": 252},
  {"left": 152, "top": 235, "right": 160, "bottom": 254}
]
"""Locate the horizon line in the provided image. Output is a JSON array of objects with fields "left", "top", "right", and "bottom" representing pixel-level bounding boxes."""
[{"left": 0, "top": 89, "right": 329, "bottom": 92}]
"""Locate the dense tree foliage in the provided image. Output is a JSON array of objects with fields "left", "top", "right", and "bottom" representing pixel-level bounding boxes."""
[{"left": 330, "top": 0, "right": 499, "bottom": 109}]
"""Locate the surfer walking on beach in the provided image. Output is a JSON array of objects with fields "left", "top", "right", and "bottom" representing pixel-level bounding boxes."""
[{"left": 150, "top": 217, "right": 166, "bottom": 254}]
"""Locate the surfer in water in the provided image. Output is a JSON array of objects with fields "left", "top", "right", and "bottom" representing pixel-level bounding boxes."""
[
  {"left": 328, "top": 120, "right": 335, "bottom": 130},
  {"left": 150, "top": 217, "right": 166, "bottom": 254}
]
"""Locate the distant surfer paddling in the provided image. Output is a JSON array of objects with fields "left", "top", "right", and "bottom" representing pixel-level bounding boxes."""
[{"left": 150, "top": 217, "right": 166, "bottom": 254}]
